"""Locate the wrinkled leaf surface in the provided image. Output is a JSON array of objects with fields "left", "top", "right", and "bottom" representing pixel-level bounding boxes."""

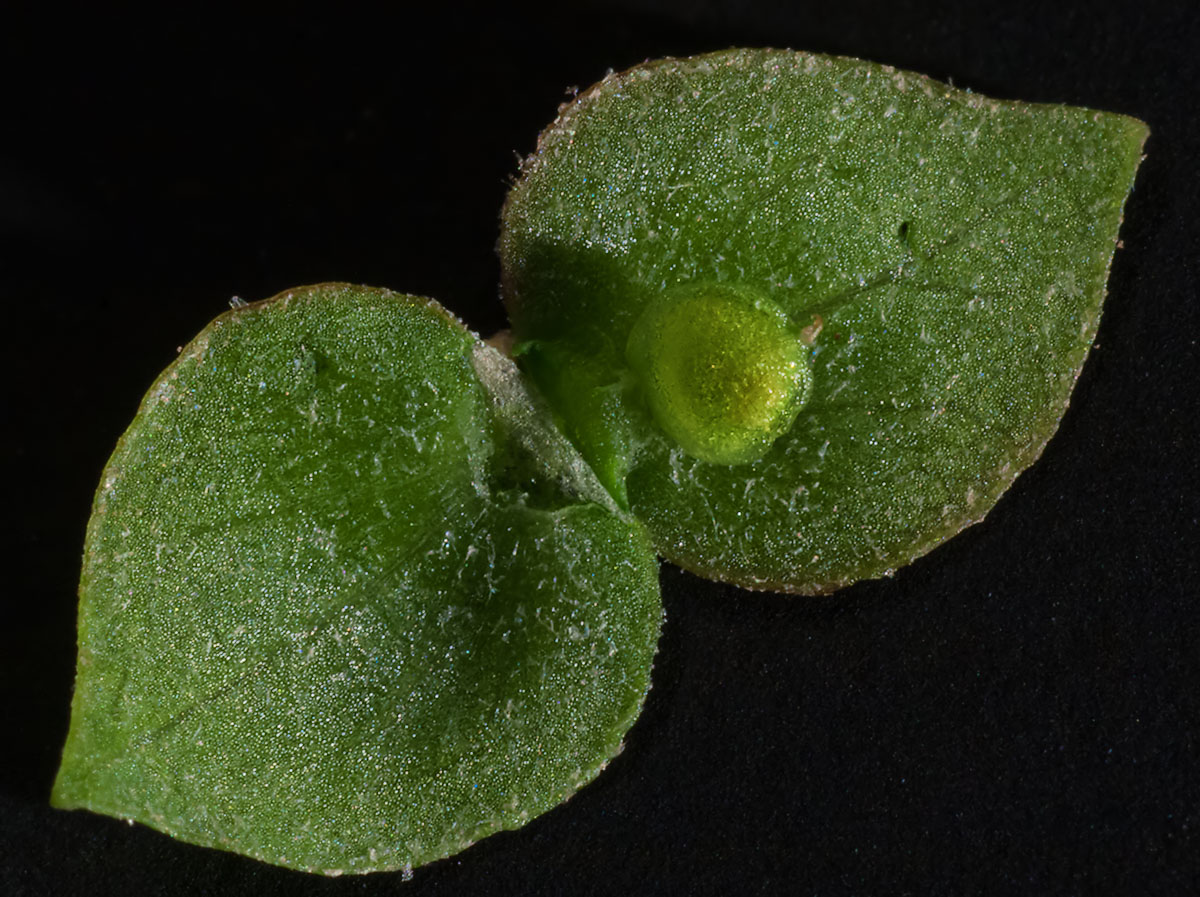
[
  {"left": 53, "top": 284, "right": 662, "bottom": 874},
  {"left": 500, "top": 48, "right": 1147, "bottom": 592}
]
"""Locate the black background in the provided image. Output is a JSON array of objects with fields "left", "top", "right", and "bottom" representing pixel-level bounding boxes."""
[{"left": 3, "top": 2, "right": 1198, "bottom": 895}]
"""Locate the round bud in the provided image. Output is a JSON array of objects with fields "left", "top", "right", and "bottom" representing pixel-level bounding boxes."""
[{"left": 625, "top": 283, "right": 812, "bottom": 465}]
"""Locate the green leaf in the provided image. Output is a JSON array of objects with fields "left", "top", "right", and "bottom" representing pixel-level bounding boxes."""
[
  {"left": 499, "top": 48, "right": 1147, "bottom": 593},
  {"left": 52, "top": 284, "right": 662, "bottom": 874}
]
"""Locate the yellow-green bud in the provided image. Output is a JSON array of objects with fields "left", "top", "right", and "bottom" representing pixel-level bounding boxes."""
[{"left": 626, "top": 283, "right": 812, "bottom": 465}]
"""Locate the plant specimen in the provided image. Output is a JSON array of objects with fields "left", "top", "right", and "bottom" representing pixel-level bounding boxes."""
[{"left": 52, "top": 49, "right": 1147, "bottom": 875}]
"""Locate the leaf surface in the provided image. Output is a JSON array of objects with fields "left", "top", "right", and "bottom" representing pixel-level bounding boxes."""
[
  {"left": 52, "top": 284, "right": 662, "bottom": 874},
  {"left": 500, "top": 49, "right": 1147, "bottom": 592}
]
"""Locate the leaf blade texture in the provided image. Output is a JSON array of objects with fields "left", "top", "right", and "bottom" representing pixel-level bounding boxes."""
[
  {"left": 500, "top": 48, "right": 1148, "bottom": 592},
  {"left": 52, "top": 284, "right": 662, "bottom": 874}
]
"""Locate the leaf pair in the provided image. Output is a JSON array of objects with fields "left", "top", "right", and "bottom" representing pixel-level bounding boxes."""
[{"left": 53, "top": 49, "right": 1147, "bottom": 874}]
